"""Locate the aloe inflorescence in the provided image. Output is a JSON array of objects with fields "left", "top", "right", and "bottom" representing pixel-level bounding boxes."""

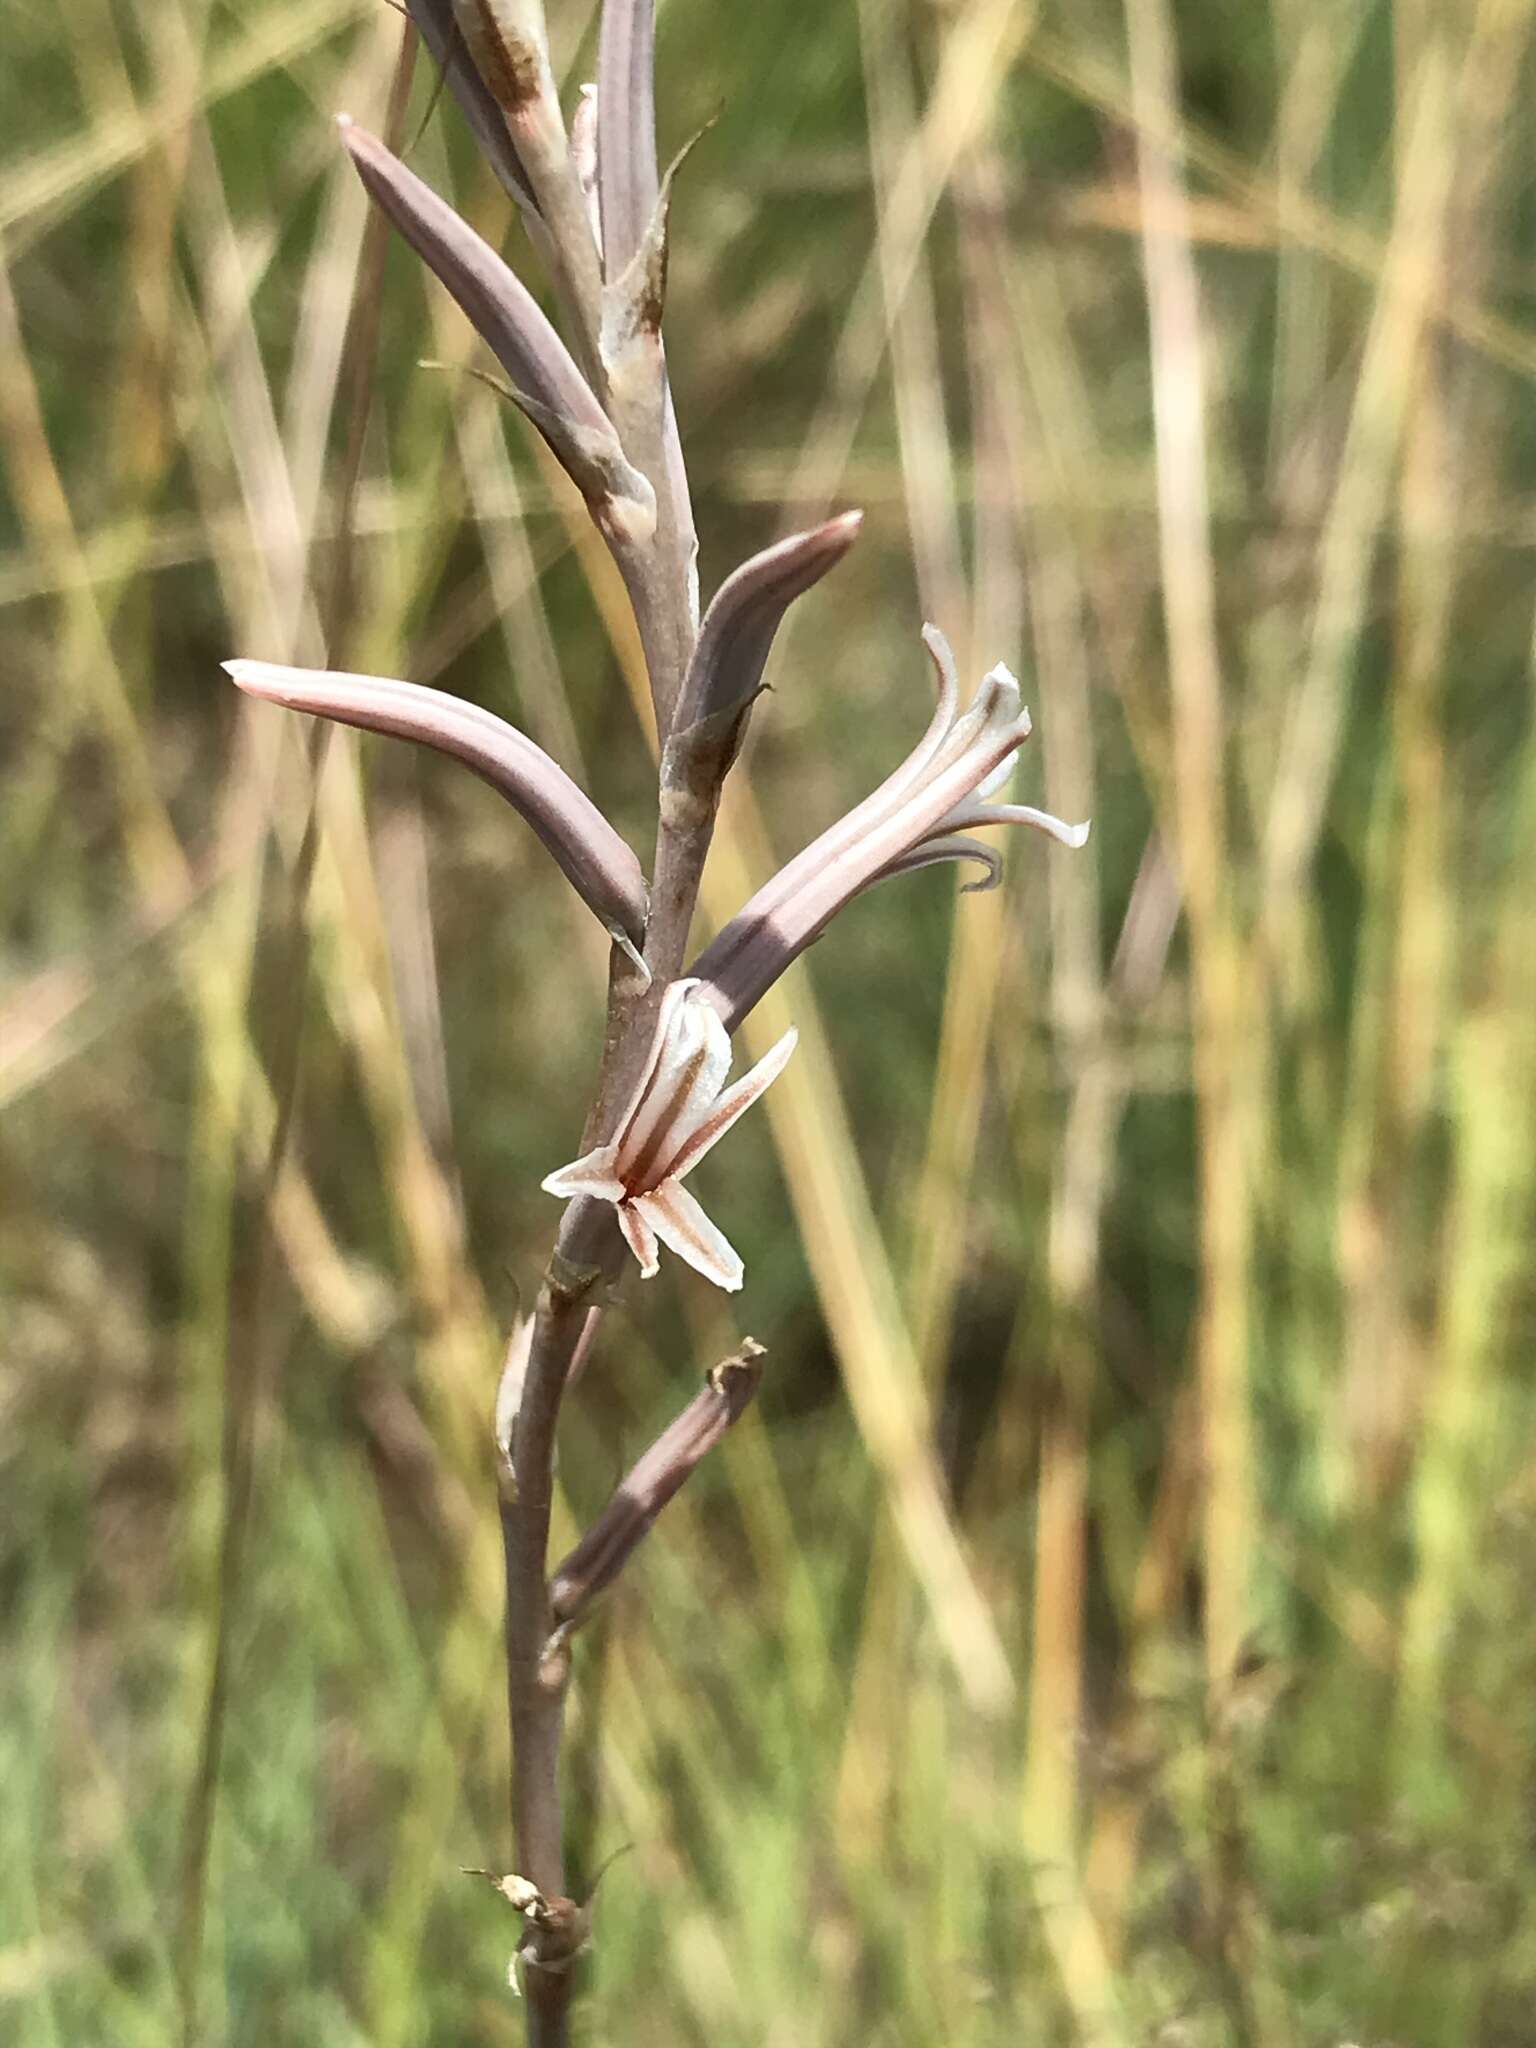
[{"left": 224, "top": 3, "right": 1085, "bottom": 2033}]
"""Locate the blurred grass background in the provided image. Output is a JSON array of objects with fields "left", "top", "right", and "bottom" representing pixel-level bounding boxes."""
[{"left": 5, "top": 0, "right": 1536, "bottom": 2041}]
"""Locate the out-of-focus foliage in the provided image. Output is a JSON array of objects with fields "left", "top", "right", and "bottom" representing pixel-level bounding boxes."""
[{"left": 5, "top": 1, "right": 1536, "bottom": 2043}]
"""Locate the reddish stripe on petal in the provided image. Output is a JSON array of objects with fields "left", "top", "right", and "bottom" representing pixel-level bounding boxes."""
[
  {"left": 634, "top": 1182, "right": 744, "bottom": 1291},
  {"left": 541, "top": 1142, "right": 627, "bottom": 1201},
  {"left": 617, "top": 1199, "right": 660, "bottom": 1277},
  {"left": 617, "top": 984, "right": 731, "bottom": 1188},
  {"left": 664, "top": 1026, "right": 797, "bottom": 1181}
]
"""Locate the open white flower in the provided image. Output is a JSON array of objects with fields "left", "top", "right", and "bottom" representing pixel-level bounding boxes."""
[{"left": 542, "top": 979, "right": 796, "bottom": 1291}]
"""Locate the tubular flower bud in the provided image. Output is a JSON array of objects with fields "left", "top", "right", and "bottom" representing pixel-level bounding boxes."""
[{"left": 225, "top": 660, "right": 649, "bottom": 951}]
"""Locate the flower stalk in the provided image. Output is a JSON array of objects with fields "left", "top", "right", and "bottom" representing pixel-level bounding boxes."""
[{"left": 225, "top": 8, "right": 1087, "bottom": 2038}]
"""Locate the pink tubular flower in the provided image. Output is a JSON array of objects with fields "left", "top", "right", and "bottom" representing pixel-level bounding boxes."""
[
  {"left": 690, "top": 624, "right": 1090, "bottom": 1032},
  {"left": 541, "top": 979, "right": 796, "bottom": 1291}
]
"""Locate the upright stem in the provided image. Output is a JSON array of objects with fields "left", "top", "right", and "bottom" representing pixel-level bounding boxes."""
[
  {"left": 499, "top": 196, "right": 708, "bottom": 2034},
  {"left": 501, "top": 849, "right": 711, "bottom": 2037},
  {"left": 502, "top": 1261, "right": 595, "bottom": 1892},
  {"left": 500, "top": 1200, "right": 615, "bottom": 2041}
]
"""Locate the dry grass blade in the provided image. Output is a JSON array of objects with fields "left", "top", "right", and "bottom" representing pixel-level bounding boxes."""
[{"left": 1126, "top": 0, "right": 1254, "bottom": 1708}]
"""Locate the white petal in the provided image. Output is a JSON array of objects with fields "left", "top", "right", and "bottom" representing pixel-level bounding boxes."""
[
  {"left": 985, "top": 803, "right": 1091, "bottom": 849},
  {"left": 940, "top": 798, "right": 1091, "bottom": 851},
  {"left": 877, "top": 834, "right": 1002, "bottom": 893},
  {"left": 604, "top": 978, "right": 690, "bottom": 1150},
  {"left": 616, "top": 1200, "right": 661, "bottom": 1277},
  {"left": 633, "top": 1183, "right": 744, "bottom": 1291},
  {"left": 973, "top": 746, "right": 1020, "bottom": 803},
  {"left": 616, "top": 979, "right": 733, "bottom": 1187},
  {"left": 892, "top": 623, "right": 960, "bottom": 790},
  {"left": 664, "top": 1026, "right": 797, "bottom": 1181},
  {"left": 541, "top": 1143, "right": 626, "bottom": 1202}
]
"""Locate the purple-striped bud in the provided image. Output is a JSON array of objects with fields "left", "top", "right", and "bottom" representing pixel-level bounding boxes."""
[
  {"left": 665, "top": 512, "right": 863, "bottom": 777},
  {"left": 225, "top": 660, "right": 649, "bottom": 949},
  {"left": 595, "top": 0, "right": 658, "bottom": 285},
  {"left": 338, "top": 119, "right": 655, "bottom": 538}
]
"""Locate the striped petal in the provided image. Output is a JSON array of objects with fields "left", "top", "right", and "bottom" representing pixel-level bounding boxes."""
[
  {"left": 541, "top": 1143, "right": 626, "bottom": 1203},
  {"left": 616, "top": 1199, "right": 661, "bottom": 1278},
  {"left": 663, "top": 1024, "right": 797, "bottom": 1180},
  {"left": 542, "top": 979, "right": 794, "bottom": 1290},
  {"left": 632, "top": 1182, "right": 744, "bottom": 1292},
  {"left": 613, "top": 980, "right": 732, "bottom": 1188}
]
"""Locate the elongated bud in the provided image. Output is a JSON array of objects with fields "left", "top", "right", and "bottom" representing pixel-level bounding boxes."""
[
  {"left": 548, "top": 1341, "right": 765, "bottom": 1625},
  {"left": 595, "top": 0, "right": 658, "bottom": 283},
  {"left": 405, "top": 0, "right": 539, "bottom": 216},
  {"left": 338, "top": 119, "right": 655, "bottom": 536},
  {"left": 671, "top": 512, "right": 863, "bottom": 748},
  {"left": 224, "top": 660, "right": 649, "bottom": 948}
]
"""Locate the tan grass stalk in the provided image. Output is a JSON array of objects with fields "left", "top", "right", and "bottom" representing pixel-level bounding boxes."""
[{"left": 1125, "top": 0, "right": 1254, "bottom": 1708}]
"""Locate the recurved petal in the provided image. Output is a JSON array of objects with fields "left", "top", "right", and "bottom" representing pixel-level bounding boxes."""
[
  {"left": 949, "top": 801, "right": 1092, "bottom": 849},
  {"left": 882, "top": 622, "right": 962, "bottom": 799},
  {"left": 689, "top": 715, "right": 1032, "bottom": 1032},
  {"left": 633, "top": 1182, "right": 744, "bottom": 1292},
  {"left": 683, "top": 621, "right": 985, "bottom": 996},
  {"left": 616, "top": 981, "right": 733, "bottom": 1188},
  {"left": 225, "top": 660, "right": 649, "bottom": 946},
  {"left": 922, "top": 661, "right": 1027, "bottom": 783},
  {"left": 876, "top": 835, "right": 1003, "bottom": 893},
  {"left": 689, "top": 638, "right": 1067, "bottom": 1033},
  {"left": 540, "top": 1143, "right": 627, "bottom": 1202},
  {"left": 616, "top": 1199, "right": 661, "bottom": 1278},
  {"left": 663, "top": 1025, "right": 798, "bottom": 1180}
]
